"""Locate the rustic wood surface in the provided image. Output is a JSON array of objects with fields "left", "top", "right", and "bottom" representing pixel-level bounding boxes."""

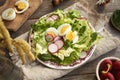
[
  {"left": 1, "top": 0, "right": 120, "bottom": 80},
  {"left": 0, "top": 0, "right": 42, "bottom": 31}
]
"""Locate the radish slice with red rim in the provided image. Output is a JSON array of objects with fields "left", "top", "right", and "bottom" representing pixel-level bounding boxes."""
[
  {"left": 46, "top": 17, "right": 54, "bottom": 22},
  {"left": 50, "top": 14, "right": 59, "bottom": 20},
  {"left": 45, "top": 34, "right": 54, "bottom": 42},
  {"left": 48, "top": 43, "right": 58, "bottom": 53},
  {"left": 54, "top": 40, "right": 64, "bottom": 50},
  {"left": 54, "top": 36, "right": 61, "bottom": 42},
  {"left": 51, "top": 15, "right": 59, "bottom": 20},
  {"left": 80, "top": 52, "right": 88, "bottom": 59},
  {"left": 30, "top": 34, "right": 34, "bottom": 42}
]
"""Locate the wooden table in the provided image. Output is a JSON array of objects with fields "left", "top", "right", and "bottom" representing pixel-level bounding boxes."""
[{"left": 1, "top": 0, "right": 120, "bottom": 80}]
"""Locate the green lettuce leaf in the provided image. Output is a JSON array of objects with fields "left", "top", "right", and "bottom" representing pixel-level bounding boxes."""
[
  {"left": 37, "top": 53, "right": 61, "bottom": 63},
  {"left": 60, "top": 51, "right": 80, "bottom": 65},
  {"left": 67, "top": 10, "right": 81, "bottom": 19},
  {"left": 32, "top": 9, "right": 102, "bottom": 66}
]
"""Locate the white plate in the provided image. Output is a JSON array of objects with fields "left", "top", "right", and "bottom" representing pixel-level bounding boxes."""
[{"left": 29, "top": 13, "right": 96, "bottom": 69}]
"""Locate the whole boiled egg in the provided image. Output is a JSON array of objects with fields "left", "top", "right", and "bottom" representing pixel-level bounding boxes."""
[
  {"left": 46, "top": 27, "right": 58, "bottom": 38},
  {"left": 2, "top": 8, "right": 16, "bottom": 21},
  {"left": 15, "top": 0, "right": 29, "bottom": 14},
  {"left": 57, "top": 23, "right": 71, "bottom": 36},
  {"left": 65, "top": 31, "right": 78, "bottom": 44}
]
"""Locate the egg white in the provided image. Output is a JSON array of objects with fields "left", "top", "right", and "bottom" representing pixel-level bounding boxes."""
[
  {"left": 73, "top": 31, "right": 78, "bottom": 44},
  {"left": 57, "top": 23, "right": 71, "bottom": 36},
  {"left": 15, "top": 0, "right": 29, "bottom": 14},
  {"left": 2, "top": 8, "right": 16, "bottom": 21},
  {"left": 46, "top": 27, "right": 58, "bottom": 36},
  {"left": 64, "top": 31, "right": 78, "bottom": 44}
]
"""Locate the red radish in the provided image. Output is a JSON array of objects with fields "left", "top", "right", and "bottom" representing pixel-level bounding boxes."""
[
  {"left": 54, "top": 40, "right": 64, "bottom": 50},
  {"left": 48, "top": 43, "right": 58, "bottom": 53},
  {"left": 100, "top": 59, "right": 112, "bottom": 73},
  {"left": 113, "top": 61, "right": 120, "bottom": 71},
  {"left": 45, "top": 34, "right": 54, "bottom": 42},
  {"left": 54, "top": 36, "right": 61, "bottom": 42},
  {"left": 51, "top": 14, "right": 59, "bottom": 20},
  {"left": 46, "top": 17, "right": 54, "bottom": 22},
  {"left": 100, "top": 72, "right": 115, "bottom": 80},
  {"left": 80, "top": 52, "right": 88, "bottom": 59},
  {"left": 30, "top": 34, "right": 34, "bottom": 42},
  {"left": 50, "top": 14, "right": 59, "bottom": 20},
  {"left": 115, "top": 71, "right": 120, "bottom": 80},
  {"left": 30, "top": 34, "right": 34, "bottom": 39}
]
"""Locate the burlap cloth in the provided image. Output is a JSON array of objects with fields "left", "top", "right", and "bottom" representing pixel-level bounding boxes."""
[{"left": 12, "top": 0, "right": 120, "bottom": 80}]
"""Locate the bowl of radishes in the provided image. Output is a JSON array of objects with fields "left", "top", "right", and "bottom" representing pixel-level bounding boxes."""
[{"left": 96, "top": 57, "right": 120, "bottom": 80}]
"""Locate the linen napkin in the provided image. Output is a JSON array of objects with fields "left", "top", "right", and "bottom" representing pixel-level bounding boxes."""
[{"left": 11, "top": 0, "right": 120, "bottom": 80}]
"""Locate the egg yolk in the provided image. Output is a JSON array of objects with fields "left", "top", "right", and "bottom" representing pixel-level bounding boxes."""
[
  {"left": 65, "top": 31, "right": 75, "bottom": 41},
  {"left": 60, "top": 26, "right": 69, "bottom": 34},
  {"left": 47, "top": 32, "right": 56, "bottom": 38},
  {"left": 16, "top": 2, "right": 26, "bottom": 10},
  {"left": 7, "top": 10, "right": 13, "bottom": 17}
]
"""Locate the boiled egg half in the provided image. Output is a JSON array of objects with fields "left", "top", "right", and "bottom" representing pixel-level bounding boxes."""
[
  {"left": 46, "top": 27, "right": 58, "bottom": 38},
  {"left": 15, "top": 0, "right": 29, "bottom": 14},
  {"left": 2, "top": 8, "right": 16, "bottom": 21},
  {"left": 57, "top": 23, "right": 71, "bottom": 36},
  {"left": 65, "top": 31, "right": 78, "bottom": 44}
]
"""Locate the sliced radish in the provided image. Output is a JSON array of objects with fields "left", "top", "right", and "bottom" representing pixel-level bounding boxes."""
[
  {"left": 51, "top": 14, "right": 59, "bottom": 20},
  {"left": 80, "top": 52, "right": 88, "bottom": 59},
  {"left": 45, "top": 34, "right": 54, "bottom": 42},
  {"left": 46, "top": 17, "right": 54, "bottom": 22},
  {"left": 30, "top": 34, "right": 34, "bottom": 41},
  {"left": 54, "top": 40, "right": 64, "bottom": 50},
  {"left": 48, "top": 43, "right": 58, "bottom": 53},
  {"left": 54, "top": 36, "right": 61, "bottom": 42}
]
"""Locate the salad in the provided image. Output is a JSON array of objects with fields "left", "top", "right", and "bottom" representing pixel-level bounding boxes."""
[
  {"left": 111, "top": 10, "right": 120, "bottom": 31},
  {"left": 30, "top": 9, "right": 101, "bottom": 66}
]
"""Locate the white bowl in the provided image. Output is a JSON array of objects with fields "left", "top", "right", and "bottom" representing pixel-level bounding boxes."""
[{"left": 96, "top": 57, "right": 120, "bottom": 80}]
